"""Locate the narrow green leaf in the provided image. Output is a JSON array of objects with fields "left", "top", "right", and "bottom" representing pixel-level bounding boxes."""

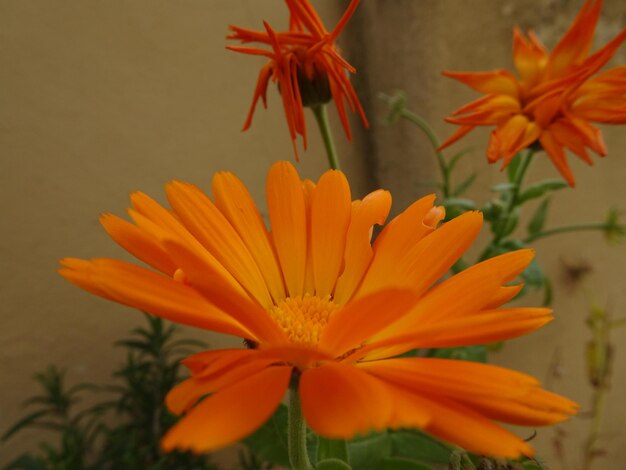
[
  {"left": 447, "top": 148, "right": 474, "bottom": 173},
  {"left": 527, "top": 198, "right": 550, "bottom": 235},
  {"left": 318, "top": 437, "right": 348, "bottom": 463},
  {"left": 519, "top": 179, "right": 568, "bottom": 203},
  {"left": 543, "top": 278, "right": 553, "bottom": 307},
  {"left": 1, "top": 410, "right": 48, "bottom": 441},
  {"left": 506, "top": 153, "right": 522, "bottom": 181},
  {"left": 316, "top": 458, "right": 352, "bottom": 470},
  {"left": 452, "top": 173, "right": 476, "bottom": 196},
  {"left": 490, "top": 182, "right": 516, "bottom": 193},
  {"left": 441, "top": 198, "right": 476, "bottom": 211}
]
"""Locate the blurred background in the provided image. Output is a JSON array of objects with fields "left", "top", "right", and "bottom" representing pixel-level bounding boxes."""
[{"left": 1, "top": 0, "right": 625, "bottom": 467}]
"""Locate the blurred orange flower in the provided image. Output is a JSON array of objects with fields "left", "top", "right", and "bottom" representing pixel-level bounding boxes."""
[
  {"left": 60, "top": 161, "right": 577, "bottom": 457},
  {"left": 440, "top": 0, "right": 626, "bottom": 186},
  {"left": 227, "top": 0, "right": 367, "bottom": 159}
]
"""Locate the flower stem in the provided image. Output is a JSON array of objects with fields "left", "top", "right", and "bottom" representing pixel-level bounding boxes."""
[
  {"left": 492, "top": 148, "right": 535, "bottom": 245},
  {"left": 288, "top": 388, "right": 313, "bottom": 470},
  {"left": 312, "top": 104, "right": 340, "bottom": 171},
  {"left": 394, "top": 108, "right": 450, "bottom": 197},
  {"left": 524, "top": 223, "right": 613, "bottom": 243}
]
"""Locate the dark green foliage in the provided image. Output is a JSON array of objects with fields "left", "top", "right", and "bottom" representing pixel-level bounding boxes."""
[{"left": 2, "top": 315, "right": 215, "bottom": 470}]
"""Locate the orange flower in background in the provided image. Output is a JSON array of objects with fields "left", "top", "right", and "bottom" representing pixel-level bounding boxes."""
[
  {"left": 59, "top": 161, "right": 577, "bottom": 458},
  {"left": 227, "top": 0, "right": 367, "bottom": 159},
  {"left": 440, "top": 0, "right": 626, "bottom": 186}
]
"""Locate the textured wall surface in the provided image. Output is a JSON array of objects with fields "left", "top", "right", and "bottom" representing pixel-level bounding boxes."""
[
  {"left": 1, "top": 0, "right": 625, "bottom": 468},
  {"left": 350, "top": 1, "right": 626, "bottom": 468}
]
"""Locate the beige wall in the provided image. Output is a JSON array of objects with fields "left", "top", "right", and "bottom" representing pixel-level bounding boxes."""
[{"left": 1, "top": 0, "right": 625, "bottom": 468}]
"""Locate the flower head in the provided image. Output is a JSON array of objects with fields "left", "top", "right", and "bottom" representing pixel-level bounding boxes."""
[
  {"left": 59, "top": 161, "right": 576, "bottom": 457},
  {"left": 227, "top": 0, "right": 367, "bottom": 159},
  {"left": 440, "top": 0, "right": 626, "bottom": 186}
]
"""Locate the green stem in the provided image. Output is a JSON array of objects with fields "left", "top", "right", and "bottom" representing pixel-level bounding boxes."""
[
  {"left": 492, "top": 148, "right": 535, "bottom": 245},
  {"left": 397, "top": 109, "right": 450, "bottom": 198},
  {"left": 312, "top": 105, "right": 340, "bottom": 171},
  {"left": 288, "top": 388, "right": 313, "bottom": 470},
  {"left": 524, "top": 223, "right": 612, "bottom": 243}
]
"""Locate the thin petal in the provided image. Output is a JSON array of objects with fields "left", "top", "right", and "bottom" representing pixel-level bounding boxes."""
[
  {"left": 443, "top": 70, "right": 521, "bottom": 97},
  {"left": 60, "top": 258, "right": 252, "bottom": 338},
  {"left": 539, "top": 130, "right": 576, "bottom": 186},
  {"left": 267, "top": 161, "right": 307, "bottom": 297},
  {"left": 311, "top": 169, "right": 352, "bottom": 297},
  {"left": 162, "top": 366, "right": 291, "bottom": 453},
  {"left": 212, "top": 172, "right": 287, "bottom": 304},
  {"left": 162, "top": 238, "right": 286, "bottom": 344},
  {"left": 166, "top": 181, "right": 273, "bottom": 307},
  {"left": 334, "top": 190, "right": 392, "bottom": 304}
]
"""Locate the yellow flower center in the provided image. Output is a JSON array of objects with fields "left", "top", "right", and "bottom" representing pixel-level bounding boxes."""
[{"left": 269, "top": 294, "right": 339, "bottom": 346}]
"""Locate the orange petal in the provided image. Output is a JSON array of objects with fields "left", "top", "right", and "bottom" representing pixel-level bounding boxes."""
[
  {"left": 310, "top": 169, "right": 351, "bottom": 297},
  {"left": 545, "top": 0, "right": 602, "bottom": 79},
  {"left": 299, "top": 362, "right": 392, "bottom": 438},
  {"left": 212, "top": 171, "right": 287, "bottom": 304},
  {"left": 319, "top": 289, "right": 420, "bottom": 356},
  {"left": 168, "top": 353, "right": 282, "bottom": 415},
  {"left": 100, "top": 213, "right": 177, "bottom": 276},
  {"left": 513, "top": 27, "right": 548, "bottom": 85},
  {"left": 166, "top": 181, "right": 273, "bottom": 308},
  {"left": 162, "top": 365, "right": 291, "bottom": 453},
  {"left": 403, "top": 393, "right": 534, "bottom": 457},
  {"left": 539, "top": 130, "right": 576, "bottom": 186},
  {"left": 356, "top": 194, "right": 438, "bottom": 297},
  {"left": 362, "top": 358, "right": 577, "bottom": 426},
  {"left": 162, "top": 238, "right": 286, "bottom": 344},
  {"left": 443, "top": 70, "right": 521, "bottom": 97},
  {"left": 60, "top": 258, "right": 252, "bottom": 338},
  {"left": 438, "top": 125, "right": 475, "bottom": 151},
  {"left": 334, "top": 190, "right": 392, "bottom": 304},
  {"left": 358, "top": 308, "right": 553, "bottom": 360},
  {"left": 267, "top": 161, "right": 307, "bottom": 297}
]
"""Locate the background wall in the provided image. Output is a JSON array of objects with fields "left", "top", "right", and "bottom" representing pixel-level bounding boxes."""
[{"left": 1, "top": 0, "right": 625, "bottom": 468}]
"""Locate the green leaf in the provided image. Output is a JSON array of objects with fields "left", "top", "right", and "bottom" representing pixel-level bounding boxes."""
[
  {"left": 490, "top": 182, "right": 516, "bottom": 193},
  {"left": 244, "top": 404, "right": 290, "bottom": 467},
  {"left": 441, "top": 198, "right": 476, "bottom": 211},
  {"left": 318, "top": 437, "right": 348, "bottom": 463},
  {"left": 1, "top": 410, "right": 48, "bottom": 442},
  {"left": 542, "top": 278, "right": 553, "bottom": 307},
  {"left": 382, "top": 457, "right": 435, "bottom": 470},
  {"left": 447, "top": 148, "right": 474, "bottom": 173},
  {"left": 507, "top": 153, "right": 522, "bottom": 182},
  {"left": 452, "top": 173, "right": 476, "bottom": 196},
  {"left": 348, "top": 431, "right": 392, "bottom": 470},
  {"left": 427, "top": 346, "right": 487, "bottom": 363},
  {"left": 518, "top": 179, "right": 568, "bottom": 203},
  {"left": 4, "top": 454, "right": 47, "bottom": 470},
  {"left": 527, "top": 198, "right": 550, "bottom": 235},
  {"left": 520, "top": 259, "right": 546, "bottom": 296},
  {"left": 316, "top": 458, "right": 352, "bottom": 470},
  {"left": 389, "top": 431, "right": 451, "bottom": 464}
]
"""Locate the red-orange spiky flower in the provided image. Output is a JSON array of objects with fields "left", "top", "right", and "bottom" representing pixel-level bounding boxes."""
[
  {"left": 440, "top": 0, "right": 626, "bottom": 186},
  {"left": 227, "top": 0, "right": 367, "bottom": 159}
]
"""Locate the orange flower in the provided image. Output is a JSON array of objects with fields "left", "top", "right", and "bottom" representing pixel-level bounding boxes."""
[
  {"left": 227, "top": 0, "right": 367, "bottom": 159},
  {"left": 59, "top": 161, "right": 576, "bottom": 457},
  {"left": 440, "top": 0, "right": 626, "bottom": 186}
]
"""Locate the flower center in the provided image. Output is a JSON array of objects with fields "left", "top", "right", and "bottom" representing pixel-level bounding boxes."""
[{"left": 269, "top": 294, "right": 339, "bottom": 346}]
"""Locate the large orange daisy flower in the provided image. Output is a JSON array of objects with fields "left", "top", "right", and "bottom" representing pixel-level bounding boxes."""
[
  {"left": 227, "top": 0, "right": 367, "bottom": 159},
  {"left": 59, "top": 161, "right": 576, "bottom": 458},
  {"left": 440, "top": 0, "right": 626, "bottom": 186}
]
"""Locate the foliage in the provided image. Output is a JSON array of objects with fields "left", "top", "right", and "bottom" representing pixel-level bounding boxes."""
[{"left": 2, "top": 315, "right": 215, "bottom": 470}]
